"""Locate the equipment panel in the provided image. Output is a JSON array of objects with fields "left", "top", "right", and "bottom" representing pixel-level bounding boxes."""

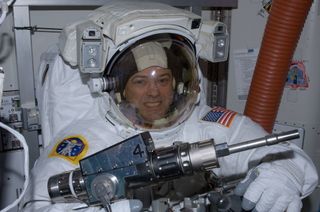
[{"left": 0, "top": 91, "right": 22, "bottom": 151}]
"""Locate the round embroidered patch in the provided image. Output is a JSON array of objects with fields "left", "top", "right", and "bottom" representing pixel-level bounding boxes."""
[{"left": 49, "top": 135, "right": 89, "bottom": 165}]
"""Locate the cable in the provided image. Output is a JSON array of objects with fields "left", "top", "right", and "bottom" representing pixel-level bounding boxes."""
[
  {"left": 0, "top": 68, "right": 3, "bottom": 101},
  {"left": 0, "top": 0, "right": 31, "bottom": 209},
  {"left": 6, "top": 0, "right": 15, "bottom": 6},
  {"left": 0, "top": 1, "right": 8, "bottom": 25},
  {"left": 0, "top": 0, "right": 16, "bottom": 25},
  {"left": 0, "top": 122, "right": 30, "bottom": 212},
  {"left": 0, "top": 68, "right": 30, "bottom": 212}
]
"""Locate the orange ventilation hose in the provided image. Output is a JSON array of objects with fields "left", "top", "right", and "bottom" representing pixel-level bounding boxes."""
[{"left": 244, "top": 0, "right": 312, "bottom": 133}]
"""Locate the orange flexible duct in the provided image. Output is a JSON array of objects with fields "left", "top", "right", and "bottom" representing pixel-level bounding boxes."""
[{"left": 244, "top": 0, "right": 312, "bottom": 133}]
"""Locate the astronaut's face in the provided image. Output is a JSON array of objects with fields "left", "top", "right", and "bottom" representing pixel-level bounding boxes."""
[
  {"left": 124, "top": 66, "right": 174, "bottom": 122},
  {"left": 109, "top": 36, "right": 199, "bottom": 130}
]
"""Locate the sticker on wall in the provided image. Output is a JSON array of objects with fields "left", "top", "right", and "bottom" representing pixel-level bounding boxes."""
[
  {"left": 233, "top": 48, "right": 259, "bottom": 100},
  {"left": 286, "top": 60, "right": 309, "bottom": 89},
  {"left": 258, "top": 0, "right": 272, "bottom": 17},
  {"left": 49, "top": 135, "right": 89, "bottom": 165}
]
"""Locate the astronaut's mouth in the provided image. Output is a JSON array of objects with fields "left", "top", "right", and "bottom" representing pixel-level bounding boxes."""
[{"left": 144, "top": 102, "right": 161, "bottom": 108}]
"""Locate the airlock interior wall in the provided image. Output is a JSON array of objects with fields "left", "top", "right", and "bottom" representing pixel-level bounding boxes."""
[{"left": 226, "top": 1, "right": 320, "bottom": 211}]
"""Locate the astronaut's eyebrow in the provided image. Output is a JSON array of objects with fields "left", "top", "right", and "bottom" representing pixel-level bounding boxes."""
[
  {"left": 130, "top": 75, "right": 148, "bottom": 81},
  {"left": 157, "top": 72, "right": 172, "bottom": 79}
]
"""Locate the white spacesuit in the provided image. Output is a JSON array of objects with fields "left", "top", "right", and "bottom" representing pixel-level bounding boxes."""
[{"left": 21, "top": 2, "right": 318, "bottom": 212}]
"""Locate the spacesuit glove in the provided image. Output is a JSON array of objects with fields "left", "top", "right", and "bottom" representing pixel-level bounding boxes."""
[
  {"left": 234, "top": 160, "right": 304, "bottom": 212},
  {"left": 110, "top": 199, "right": 143, "bottom": 212}
]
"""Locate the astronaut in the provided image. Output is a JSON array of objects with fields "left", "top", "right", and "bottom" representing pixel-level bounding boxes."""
[{"left": 21, "top": 2, "right": 318, "bottom": 212}]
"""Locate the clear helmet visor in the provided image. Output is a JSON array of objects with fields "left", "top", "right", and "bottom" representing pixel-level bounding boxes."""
[{"left": 107, "top": 34, "right": 199, "bottom": 130}]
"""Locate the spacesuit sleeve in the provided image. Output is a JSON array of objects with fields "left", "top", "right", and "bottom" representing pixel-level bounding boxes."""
[
  {"left": 20, "top": 146, "right": 105, "bottom": 212},
  {"left": 20, "top": 156, "right": 97, "bottom": 212},
  {"left": 20, "top": 113, "right": 128, "bottom": 212},
  {"left": 216, "top": 115, "right": 318, "bottom": 198},
  {"left": 37, "top": 53, "right": 97, "bottom": 148}
]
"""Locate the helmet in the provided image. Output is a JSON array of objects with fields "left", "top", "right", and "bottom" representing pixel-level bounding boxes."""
[{"left": 106, "top": 33, "right": 200, "bottom": 131}]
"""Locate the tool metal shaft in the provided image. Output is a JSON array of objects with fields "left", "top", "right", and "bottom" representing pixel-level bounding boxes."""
[{"left": 228, "top": 130, "right": 300, "bottom": 155}]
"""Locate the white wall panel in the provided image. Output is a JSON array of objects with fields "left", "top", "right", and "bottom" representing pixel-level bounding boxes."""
[
  {"left": 30, "top": 10, "right": 92, "bottom": 78},
  {"left": 227, "top": 0, "right": 267, "bottom": 113}
]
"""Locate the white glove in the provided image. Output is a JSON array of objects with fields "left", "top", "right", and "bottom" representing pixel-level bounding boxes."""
[
  {"left": 111, "top": 199, "right": 143, "bottom": 212},
  {"left": 234, "top": 160, "right": 304, "bottom": 212}
]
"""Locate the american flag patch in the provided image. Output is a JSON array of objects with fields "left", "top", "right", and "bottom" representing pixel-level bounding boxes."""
[{"left": 201, "top": 106, "right": 237, "bottom": 127}]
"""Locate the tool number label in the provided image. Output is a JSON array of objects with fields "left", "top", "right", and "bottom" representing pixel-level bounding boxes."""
[{"left": 133, "top": 144, "right": 145, "bottom": 158}]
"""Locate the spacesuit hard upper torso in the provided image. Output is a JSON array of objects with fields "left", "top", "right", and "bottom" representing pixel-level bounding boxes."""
[{"left": 21, "top": 96, "right": 318, "bottom": 212}]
